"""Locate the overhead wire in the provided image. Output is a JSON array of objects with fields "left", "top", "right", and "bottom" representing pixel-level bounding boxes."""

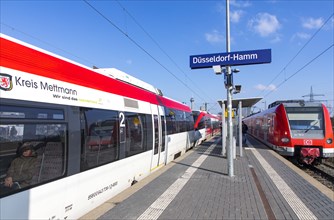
[
  {"left": 1, "top": 1, "right": 221, "bottom": 113},
  {"left": 258, "top": 13, "right": 334, "bottom": 97},
  {"left": 114, "top": 1, "right": 222, "bottom": 112},
  {"left": 263, "top": 44, "right": 334, "bottom": 98},
  {"left": 0, "top": 22, "right": 96, "bottom": 67},
  {"left": 83, "top": 0, "right": 214, "bottom": 108}
]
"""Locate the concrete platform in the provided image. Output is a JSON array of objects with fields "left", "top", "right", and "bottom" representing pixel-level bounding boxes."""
[{"left": 80, "top": 136, "right": 334, "bottom": 220}]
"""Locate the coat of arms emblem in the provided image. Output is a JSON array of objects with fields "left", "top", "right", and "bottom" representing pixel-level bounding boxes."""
[{"left": 0, "top": 73, "right": 13, "bottom": 91}]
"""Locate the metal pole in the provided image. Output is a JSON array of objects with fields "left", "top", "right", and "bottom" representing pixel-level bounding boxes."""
[
  {"left": 238, "top": 101, "right": 243, "bottom": 157},
  {"left": 233, "top": 136, "right": 236, "bottom": 159},
  {"left": 226, "top": 0, "right": 234, "bottom": 177},
  {"left": 222, "top": 103, "right": 226, "bottom": 156}
]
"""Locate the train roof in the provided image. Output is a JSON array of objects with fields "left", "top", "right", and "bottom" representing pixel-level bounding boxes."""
[
  {"left": 94, "top": 68, "right": 162, "bottom": 95},
  {"left": 268, "top": 100, "right": 323, "bottom": 108}
]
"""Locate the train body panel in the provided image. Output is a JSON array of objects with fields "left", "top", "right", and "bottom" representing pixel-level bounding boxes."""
[
  {"left": 1, "top": 151, "right": 152, "bottom": 220},
  {"left": 0, "top": 34, "right": 196, "bottom": 219},
  {"left": 244, "top": 100, "right": 334, "bottom": 164}
]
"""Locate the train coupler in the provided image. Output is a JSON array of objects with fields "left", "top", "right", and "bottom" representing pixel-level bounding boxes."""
[{"left": 300, "top": 148, "right": 320, "bottom": 165}]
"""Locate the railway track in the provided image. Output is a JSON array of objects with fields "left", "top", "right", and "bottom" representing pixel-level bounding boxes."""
[
  {"left": 249, "top": 135, "right": 334, "bottom": 191},
  {"left": 299, "top": 159, "right": 334, "bottom": 191}
]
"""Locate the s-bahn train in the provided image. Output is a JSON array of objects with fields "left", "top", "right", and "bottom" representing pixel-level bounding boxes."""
[
  {"left": 0, "top": 34, "right": 198, "bottom": 219},
  {"left": 193, "top": 110, "right": 221, "bottom": 145},
  {"left": 243, "top": 100, "right": 334, "bottom": 164}
]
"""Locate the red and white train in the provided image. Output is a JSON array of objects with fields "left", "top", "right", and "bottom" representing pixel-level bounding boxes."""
[
  {"left": 243, "top": 100, "right": 334, "bottom": 164},
  {"left": 0, "top": 34, "right": 197, "bottom": 219},
  {"left": 193, "top": 110, "right": 221, "bottom": 145}
]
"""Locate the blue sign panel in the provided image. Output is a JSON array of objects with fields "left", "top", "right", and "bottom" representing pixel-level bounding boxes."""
[{"left": 190, "top": 49, "right": 271, "bottom": 69}]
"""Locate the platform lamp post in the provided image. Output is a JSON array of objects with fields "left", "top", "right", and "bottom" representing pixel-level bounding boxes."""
[
  {"left": 224, "top": 67, "right": 239, "bottom": 177},
  {"left": 225, "top": 0, "right": 237, "bottom": 177},
  {"left": 190, "top": 97, "right": 194, "bottom": 110}
]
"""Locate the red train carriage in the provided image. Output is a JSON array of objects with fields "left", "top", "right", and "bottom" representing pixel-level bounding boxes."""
[
  {"left": 243, "top": 100, "right": 333, "bottom": 164},
  {"left": 193, "top": 110, "right": 221, "bottom": 145}
]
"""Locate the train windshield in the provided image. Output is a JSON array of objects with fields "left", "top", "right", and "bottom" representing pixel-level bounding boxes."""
[{"left": 285, "top": 107, "right": 324, "bottom": 132}]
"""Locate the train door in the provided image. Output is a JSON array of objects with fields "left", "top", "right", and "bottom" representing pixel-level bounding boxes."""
[{"left": 151, "top": 106, "right": 166, "bottom": 171}]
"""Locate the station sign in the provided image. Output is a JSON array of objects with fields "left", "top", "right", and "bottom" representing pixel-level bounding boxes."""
[{"left": 190, "top": 49, "right": 271, "bottom": 69}]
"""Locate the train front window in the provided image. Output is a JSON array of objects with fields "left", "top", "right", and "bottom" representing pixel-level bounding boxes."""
[{"left": 285, "top": 107, "right": 324, "bottom": 131}]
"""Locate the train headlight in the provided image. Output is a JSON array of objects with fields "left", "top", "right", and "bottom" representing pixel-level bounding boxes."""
[
  {"left": 326, "top": 138, "right": 333, "bottom": 144},
  {"left": 281, "top": 137, "right": 290, "bottom": 143}
]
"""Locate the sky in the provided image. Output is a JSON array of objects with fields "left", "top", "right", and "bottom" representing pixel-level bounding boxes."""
[{"left": 1, "top": 0, "right": 333, "bottom": 116}]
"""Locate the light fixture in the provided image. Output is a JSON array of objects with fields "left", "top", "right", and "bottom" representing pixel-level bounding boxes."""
[
  {"left": 233, "top": 85, "right": 241, "bottom": 94},
  {"left": 212, "top": 65, "right": 222, "bottom": 75}
]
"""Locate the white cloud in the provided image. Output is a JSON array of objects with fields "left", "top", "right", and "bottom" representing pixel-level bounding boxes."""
[
  {"left": 255, "top": 84, "right": 277, "bottom": 91},
  {"left": 291, "top": 32, "right": 311, "bottom": 42},
  {"left": 290, "top": 32, "right": 311, "bottom": 45},
  {"left": 270, "top": 36, "right": 281, "bottom": 43},
  {"left": 230, "top": 0, "right": 251, "bottom": 8},
  {"left": 230, "top": 10, "right": 243, "bottom": 23},
  {"left": 302, "top": 17, "right": 324, "bottom": 29},
  {"left": 248, "top": 13, "right": 281, "bottom": 37},
  {"left": 216, "top": 1, "right": 250, "bottom": 14},
  {"left": 267, "top": 84, "right": 277, "bottom": 91},
  {"left": 205, "top": 30, "right": 225, "bottom": 43},
  {"left": 296, "top": 32, "right": 310, "bottom": 39},
  {"left": 255, "top": 84, "right": 266, "bottom": 90}
]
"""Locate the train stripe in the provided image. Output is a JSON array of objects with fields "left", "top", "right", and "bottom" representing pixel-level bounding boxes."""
[
  {"left": 0, "top": 35, "right": 190, "bottom": 112},
  {"left": 248, "top": 144, "right": 318, "bottom": 220},
  {"left": 0, "top": 37, "right": 157, "bottom": 102}
]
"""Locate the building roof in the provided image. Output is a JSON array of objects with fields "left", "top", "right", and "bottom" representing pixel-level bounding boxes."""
[{"left": 217, "top": 97, "right": 262, "bottom": 109}]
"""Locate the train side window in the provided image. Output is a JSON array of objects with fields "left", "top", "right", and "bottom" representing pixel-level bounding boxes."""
[
  {"left": 165, "top": 108, "right": 177, "bottom": 135},
  {"left": 80, "top": 108, "right": 119, "bottom": 170},
  {"left": 0, "top": 125, "right": 23, "bottom": 185},
  {"left": 0, "top": 104, "right": 67, "bottom": 198},
  {"left": 153, "top": 115, "right": 159, "bottom": 155},
  {"left": 165, "top": 108, "right": 193, "bottom": 134},
  {"left": 0, "top": 123, "right": 66, "bottom": 197},
  {"left": 198, "top": 117, "right": 205, "bottom": 130},
  {"left": 0, "top": 105, "right": 64, "bottom": 120},
  {"left": 186, "top": 112, "right": 194, "bottom": 131},
  {"left": 175, "top": 111, "right": 182, "bottom": 133},
  {"left": 124, "top": 113, "right": 148, "bottom": 157},
  {"left": 145, "top": 115, "right": 153, "bottom": 151},
  {"left": 161, "top": 115, "right": 166, "bottom": 152}
]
